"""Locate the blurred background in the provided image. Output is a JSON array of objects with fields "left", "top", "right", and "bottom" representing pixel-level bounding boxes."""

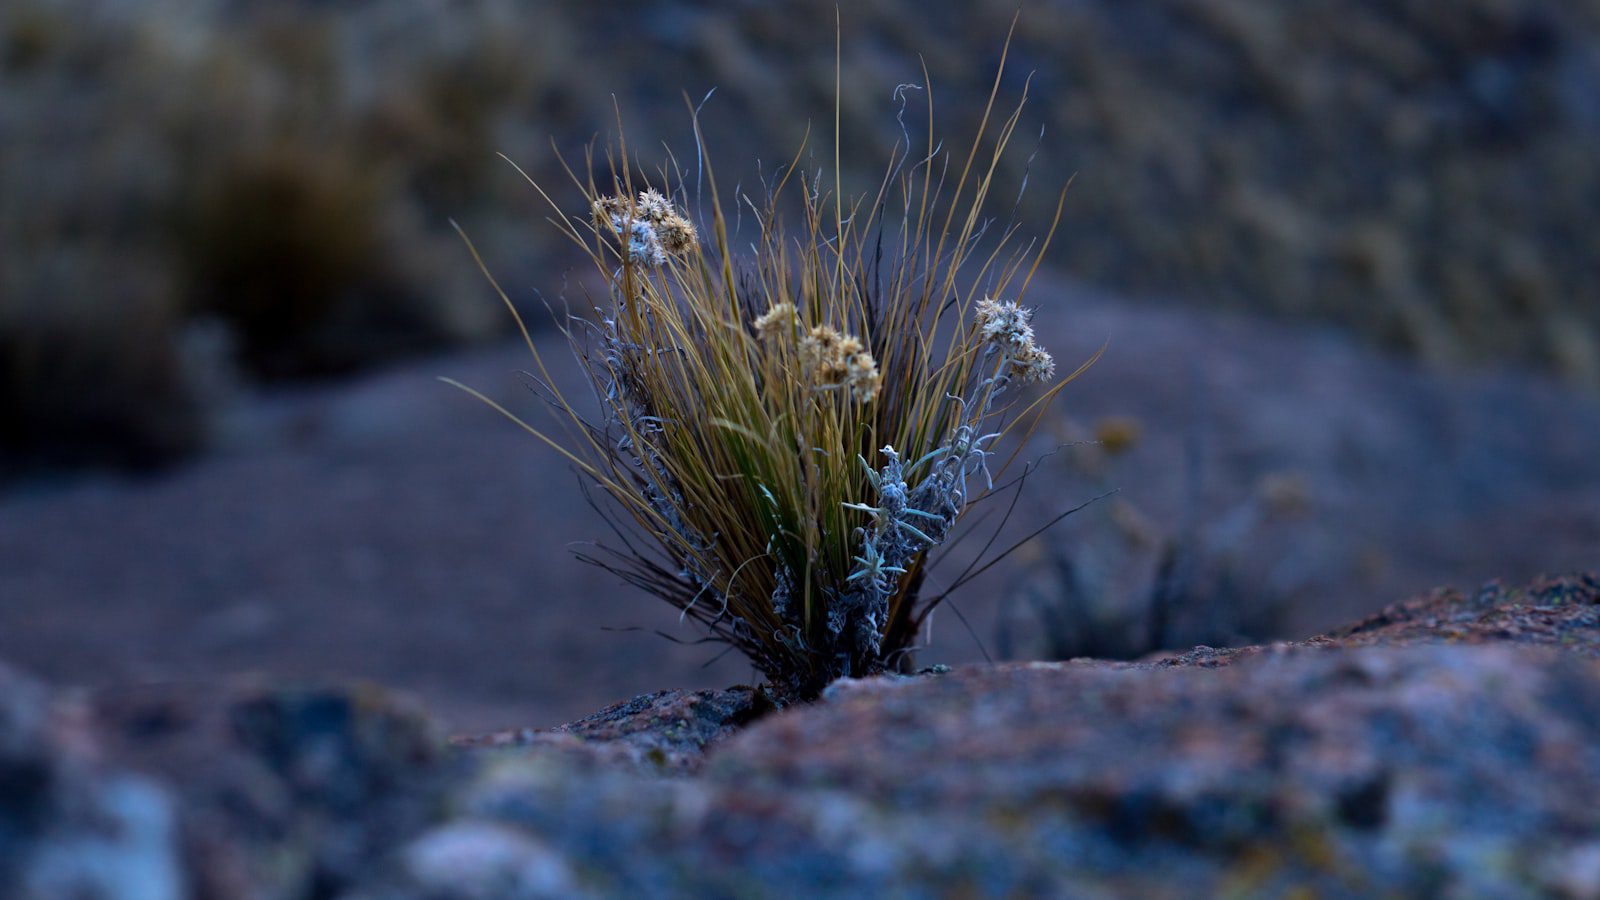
[{"left": 2, "top": 0, "right": 1598, "bottom": 731}]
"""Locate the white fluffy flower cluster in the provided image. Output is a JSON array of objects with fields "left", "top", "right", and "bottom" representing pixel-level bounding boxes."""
[
  {"left": 592, "top": 188, "right": 698, "bottom": 267},
  {"left": 752, "top": 302, "right": 798, "bottom": 341},
  {"left": 975, "top": 297, "right": 1056, "bottom": 383}
]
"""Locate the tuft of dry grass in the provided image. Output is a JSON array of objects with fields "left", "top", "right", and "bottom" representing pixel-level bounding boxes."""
[{"left": 458, "top": 35, "right": 1095, "bottom": 700}]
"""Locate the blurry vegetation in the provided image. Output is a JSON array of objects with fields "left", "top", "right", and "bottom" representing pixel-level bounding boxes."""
[
  {"left": 0, "top": 264, "right": 205, "bottom": 472},
  {"left": 5, "top": 0, "right": 1600, "bottom": 474},
  {"left": 998, "top": 417, "right": 1315, "bottom": 660},
  {"left": 0, "top": 0, "right": 535, "bottom": 473},
  {"left": 682, "top": 0, "right": 1600, "bottom": 380}
]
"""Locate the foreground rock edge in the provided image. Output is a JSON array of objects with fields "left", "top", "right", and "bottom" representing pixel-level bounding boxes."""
[{"left": 2, "top": 572, "right": 1596, "bottom": 897}]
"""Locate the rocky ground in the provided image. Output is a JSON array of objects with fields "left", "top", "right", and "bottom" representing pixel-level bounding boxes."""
[{"left": 3, "top": 573, "right": 1598, "bottom": 897}]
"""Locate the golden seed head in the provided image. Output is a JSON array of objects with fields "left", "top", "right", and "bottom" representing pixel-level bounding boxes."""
[
  {"left": 657, "top": 213, "right": 698, "bottom": 256},
  {"left": 799, "top": 325, "right": 879, "bottom": 401}
]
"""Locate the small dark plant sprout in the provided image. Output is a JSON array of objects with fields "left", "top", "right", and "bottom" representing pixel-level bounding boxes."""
[{"left": 452, "top": 34, "right": 1095, "bottom": 702}]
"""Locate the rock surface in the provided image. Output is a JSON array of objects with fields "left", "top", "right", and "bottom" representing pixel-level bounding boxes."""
[
  {"left": 0, "top": 664, "right": 183, "bottom": 899},
  {"left": 87, "top": 682, "right": 452, "bottom": 898},
  {"left": 452, "top": 687, "right": 763, "bottom": 774},
  {"left": 3, "top": 574, "right": 1600, "bottom": 897},
  {"left": 1147, "top": 571, "right": 1600, "bottom": 669}
]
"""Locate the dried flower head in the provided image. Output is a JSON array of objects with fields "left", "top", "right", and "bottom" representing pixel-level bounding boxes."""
[
  {"left": 636, "top": 188, "right": 673, "bottom": 224},
  {"left": 1009, "top": 342, "right": 1056, "bottom": 384},
  {"left": 592, "top": 190, "right": 696, "bottom": 265},
  {"left": 626, "top": 219, "right": 666, "bottom": 267},
  {"left": 976, "top": 296, "right": 1056, "bottom": 383},
  {"left": 656, "top": 213, "right": 698, "bottom": 256},
  {"left": 592, "top": 195, "right": 628, "bottom": 230},
  {"left": 843, "top": 347, "right": 881, "bottom": 402},
  {"left": 976, "top": 297, "right": 1036, "bottom": 352},
  {"left": 799, "top": 325, "right": 849, "bottom": 380},
  {"left": 754, "top": 302, "right": 798, "bottom": 341},
  {"left": 799, "top": 325, "right": 879, "bottom": 401}
]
